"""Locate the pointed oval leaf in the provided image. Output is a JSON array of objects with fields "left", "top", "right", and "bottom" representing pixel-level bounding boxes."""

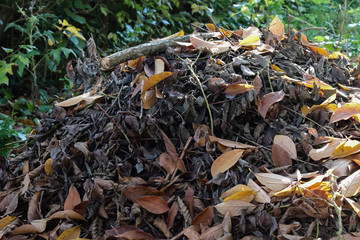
[
  {"left": 48, "top": 210, "right": 86, "bottom": 220},
  {"left": 247, "top": 179, "right": 271, "bottom": 203},
  {"left": 215, "top": 200, "right": 255, "bottom": 217},
  {"left": 211, "top": 149, "right": 245, "bottom": 177},
  {"left": 330, "top": 102, "right": 360, "bottom": 123},
  {"left": 142, "top": 72, "right": 172, "bottom": 93},
  {"left": 339, "top": 169, "right": 360, "bottom": 197},
  {"left": 253, "top": 172, "right": 292, "bottom": 191},
  {"left": 58, "top": 225, "right": 81, "bottom": 240},
  {"left": 259, "top": 90, "right": 285, "bottom": 118},
  {"left": 273, "top": 135, "right": 297, "bottom": 159},
  {"left": 136, "top": 195, "right": 169, "bottom": 214},
  {"left": 64, "top": 185, "right": 81, "bottom": 211},
  {"left": 331, "top": 140, "right": 360, "bottom": 159},
  {"left": 224, "top": 83, "right": 254, "bottom": 95},
  {"left": 191, "top": 206, "right": 213, "bottom": 226},
  {"left": 0, "top": 216, "right": 16, "bottom": 230},
  {"left": 269, "top": 16, "right": 284, "bottom": 41}
]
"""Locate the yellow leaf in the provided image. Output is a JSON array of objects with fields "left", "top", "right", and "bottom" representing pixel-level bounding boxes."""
[
  {"left": 308, "top": 46, "right": 329, "bottom": 56},
  {"left": 269, "top": 16, "right": 284, "bottom": 41},
  {"left": 330, "top": 102, "right": 360, "bottom": 123},
  {"left": 302, "top": 93, "right": 336, "bottom": 116},
  {"left": 44, "top": 158, "right": 54, "bottom": 175},
  {"left": 205, "top": 23, "right": 216, "bottom": 32},
  {"left": 0, "top": 216, "right": 16, "bottom": 230},
  {"left": 211, "top": 149, "right": 245, "bottom": 177},
  {"left": 271, "top": 64, "right": 284, "bottom": 73},
  {"left": 141, "top": 89, "right": 157, "bottom": 109},
  {"left": 64, "top": 26, "right": 85, "bottom": 40},
  {"left": 239, "top": 34, "right": 260, "bottom": 46},
  {"left": 329, "top": 51, "right": 349, "bottom": 59},
  {"left": 220, "top": 184, "right": 255, "bottom": 199},
  {"left": 57, "top": 226, "right": 81, "bottom": 240},
  {"left": 61, "top": 19, "right": 70, "bottom": 27},
  {"left": 309, "top": 138, "right": 345, "bottom": 161},
  {"left": 224, "top": 84, "right": 254, "bottom": 95},
  {"left": 47, "top": 38, "right": 54, "bottom": 46},
  {"left": 331, "top": 139, "right": 360, "bottom": 159},
  {"left": 142, "top": 72, "right": 172, "bottom": 93}
]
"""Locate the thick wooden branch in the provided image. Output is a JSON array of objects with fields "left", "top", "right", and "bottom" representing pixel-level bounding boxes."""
[{"left": 100, "top": 32, "right": 220, "bottom": 70}]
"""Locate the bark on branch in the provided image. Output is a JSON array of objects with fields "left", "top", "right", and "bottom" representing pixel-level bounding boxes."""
[{"left": 100, "top": 32, "right": 219, "bottom": 70}]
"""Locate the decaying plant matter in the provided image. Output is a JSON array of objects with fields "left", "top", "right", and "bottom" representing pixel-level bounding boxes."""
[{"left": 2, "top": 16, "right": 360, "bottom": 240}]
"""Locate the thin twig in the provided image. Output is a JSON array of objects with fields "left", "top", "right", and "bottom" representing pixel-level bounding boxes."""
[
  {"left": 298, "top": 27, "right": 327, "bottom": 33},
  {"left": 96, "top": 103, "right": 130, "bottom": 144},
  {"left": 208, "top": 15, "right": 234, "bottom": 46},
  {"left": 190, "top": 23, "right": 209, "bottom": 33},
  {"left": 335, "top": 0, "right": 347, "bottom": 51}
]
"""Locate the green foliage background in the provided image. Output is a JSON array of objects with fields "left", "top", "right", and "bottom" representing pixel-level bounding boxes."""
[{"left": 0, "top": 0, "right": 359, "bottom": 156}]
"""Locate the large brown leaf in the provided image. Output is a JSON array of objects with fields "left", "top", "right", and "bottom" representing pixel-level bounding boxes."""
[
  {"left": 136, "top": 195, "right": 169, "bottom": 214},
  {"left": 211, "top": 149, "right": 245, "bottom": 177}
]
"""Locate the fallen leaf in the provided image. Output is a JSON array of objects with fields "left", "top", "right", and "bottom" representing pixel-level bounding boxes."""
[
  {"left": 339, "top": 169, "right": 360, "bottom": 197},
  {"left": 122, "top": 186, "right": 167, "bottom": 202},
  {"left": 239, "top": 34, "right": 261, "bottom": 47},
  {"left": 159, "top": 152, "right": 177, "bottom": 174},
  {"left": 136, "top": 195, "right": 169, "bottom": 214},
  {"left": 247, "top": 179, "right": 271, "bottom": 203},
  {"left": 220, "top": 184, "right": 255, "bottom": 202},
  {"left": 28, "top": 191, "right": 41, "bottom": 222},
  {"left": 0, "top": 216, "right": 16, "bottom": 230},
  {"left": 64, "top": 185, "right": 81, "bottom": 211},
  {"left": 269, "top": 16, "right": 284, "bottom": 42},
  {"left": 215, "top": 200, "right": 255, "bottom": 217},
  {"left": 330, "top": 102, "right": 360, "bottom": 123},
  {"left": 331, "top": 140, "right": 360, "bottom": 159},
  {"left": 141, "top": 88, "right": 157, "bottom": 109},
  {"left": 258, "top": 90, "right": 285, "bottom": 118},
  {"left": 58, "top": 225, "right": 81, "bottom": 240},
  {"left": 253, "top": 172, "right": 292, "bottom": 191},
  {"left": 272, "top": 135, "right": 296, "bottom": 167},
  {"left": 345, "top": 197, "right": 360, "bottom": 218},
  {"left": 191, "top": 206, "right": 213, "bottom": 226},
  {"left": 211, "top": 149, "right": 245, "bottom": 177},
  {"left": 47, "top": 210, "right": 86, "bottom": 220},
  {"left": 44, "top": 158, "right": 54, "bottom": 175},
  {"left": 209, "top": 136, "right": 256, "bottom": 149},
  {"left": 56, "top": 91, "right": 103, "bottom": 107},
  {"left": 309, "top": 138, "right": 345, "bottom": 161},
  {"left": 142, "top": 71, "right": 172, "bottom": 93},
  {"left": 224, "top": 83, "right": 254, "bottom": 95}
]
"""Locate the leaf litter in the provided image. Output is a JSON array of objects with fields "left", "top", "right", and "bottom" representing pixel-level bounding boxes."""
[{"left": 2, "top": 16, "right": 360, "bottom": 239}]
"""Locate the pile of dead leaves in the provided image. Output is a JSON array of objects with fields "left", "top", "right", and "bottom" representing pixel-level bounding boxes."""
[{"left": 2, "top": 16, "right": 360, "bottom": 240}]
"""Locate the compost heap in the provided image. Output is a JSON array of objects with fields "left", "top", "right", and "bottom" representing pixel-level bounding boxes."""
[{"left": 2, "top": 16, "right": 360, "bottom": 240}]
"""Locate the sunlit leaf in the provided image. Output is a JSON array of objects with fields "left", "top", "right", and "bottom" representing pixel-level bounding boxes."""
[
  {"left": 215, "top": 200, "right": 255, "bottom": 217},
  {"left": 339, "top": 169, "right": 360, "bottom": 197},
  {"left": 258, "top": 90, "right": 285, "bottom": 118},
  {"left": 211, "top": 149, "right": 245, "bottom": 177},
  {"left": 247, "top": 179, "right": 271, "bottom": 203},
  {"left": 269, "top": 16, "right": 284, "bottom": 41},
  {"left": 221, "top": 184, "right": 256, "bottom": 202},
  {"left": 56, "top": 91, "right": 103, "bottom": 107},
  {"left": 44, "top": 158, "right": 54, "bottom": 175},
  {"left": 331, "top": 140, "right": 360, "bottom": 159},
  {"left": 239, "top": 34, "right": 260, "bottom": 47},
  {"left": 330, "top": 102, "right": 360, "bottom": 123},
  {"left": 224, "top": 83, "right": 254, "bottom": 95},
  {"left": 142, "top": 71, "right": 172, "bottom": 93},
  {"left": 253, "top": 172, "right": 292, "bottom": 191}
]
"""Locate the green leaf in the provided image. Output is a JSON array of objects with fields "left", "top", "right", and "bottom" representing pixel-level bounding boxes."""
[
  {"left": 1, "top": 47, "right": 13, "bottom": 53},
  {"left": 60, "top": 48, "right": 76, "bottom": 59},
  {"left": 0, "top": 75, "right": 9, "bottom": 85},
  {"left": 51, "top": 48, "right": 61, "bottom": 65}
]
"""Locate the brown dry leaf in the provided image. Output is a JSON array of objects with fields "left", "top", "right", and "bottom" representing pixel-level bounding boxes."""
[
  {"left": 2, "top": 190, "right": 19, "bottom": 215},
  {"left": 142, "top": 71, "right": 172, "bottom": 93},
  {"left": 323, "top": 159, "right": 353, "bottom": 177},
  {"left": 47, "top": 210, "right": 86, "bottom": 220},
  {"left": 200, "top": 224, "right": 224, "bottom": 240},
  {"left": 58, "top": 225, "right": 81, "bottom": 240},
  {"left": 167, "top": 202, "right": 178, "bottom": 229},
  {"left": 330, "top": 102, "right": 360, "bottom": 123},
  {"left": 269, "top": 16, "right": 284, "bottom": 42},
  {"left": 253, "top": 172, "right": 292, "bottom": 191},
  {"left": 141, "top": 88, "right": 157, "bottom": 109},
  {"left": 122, "top": 186, "right": 167, "bottom": 202},
  {"left": 339, "top": 169, "right": 360, "bottom": 197},
  {"left": 215, "top": 200, "right": 255, "bottom": 217},
  {"left": 345, "top": 197, "right": 360, "bottom": 218},
  {"left": 209, "top": 136, "right": 256, "bottom": 149},
  {"left": 19, "top": 173, "right": 30, "bottom": 196},
  {"left": 0, "top": 216, "right": 16, "bottom": 230},
  {"left": 272, "top": 144, "right": 292, "bottom": 167},
  {"left": 258, "top": 90, "right": 285, "bottom": 118},
  {"left": 159, "top": 128, "right": 187, "bottom": 173},
  {"left": 253, "top": 75, "right": 263, "bottom": 94},
  {"left": 44, "top": 158, "right": 54, "bottom": 175},
  {"left": 191, "top": 206, "right": 213, "bottom": 226},
  {"left": 56, "top": 91, "right": 103, "bottom": 107},
  {"left": 190, "top": 36, "right": 231, "bottom": 54},
  {"left": 159, "top": 152, "right": 177, "bottom": 174},
  {"left": 224, "top": 83, "right": 254, "bottom": 95},
  {"left": 272, "top": 135, "right": 296, "bottom": 167},
  {"left": 220, "top": 184, "right": 255, "bottom": 202},
  {"left": 332, "top": 140, "right": 360, "bottom": 159},
  {"left": 64, "top": 185, "right": 81, "bottom": 211},
  {"left": 273, "top": 135, "right": 296, "bottom": 158},
  {"left": 11, "top": 224, "right": 39, "bottom": 235},
  {"left": 247, "top": 179, "right": 271, "bottom": 203},
  {"left": 28, "top": 191, "right": 41, "bottom": 222},
  {"left": 309, "top": 138, "right": 345, "bottom": 161},
  {"left": 136, "top": 195, "right": 169, "bottom": 214},
  {"left": 184, "top": 226, "right": 201, "bottom": 240},
  {"left": 211, "top": 149, "right": 245, "bottom": 177}
]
